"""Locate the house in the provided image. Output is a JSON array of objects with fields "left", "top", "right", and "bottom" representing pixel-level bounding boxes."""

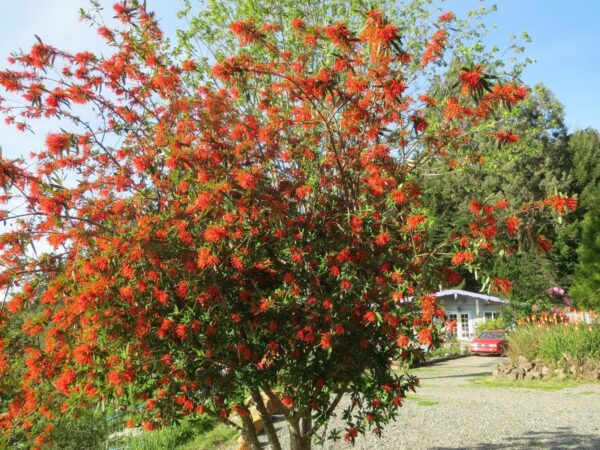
[{"left": 434, "top": 289, "right": 508, "bottom": 341}]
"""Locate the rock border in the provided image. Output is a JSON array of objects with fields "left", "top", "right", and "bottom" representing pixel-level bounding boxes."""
[{"left": 493, "top": 355, "right": 600, "bottom": 381}]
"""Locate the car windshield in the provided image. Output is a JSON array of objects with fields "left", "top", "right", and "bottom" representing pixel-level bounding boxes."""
[{"left": 478, "top": 331, "right": 505, "bottom": 339}]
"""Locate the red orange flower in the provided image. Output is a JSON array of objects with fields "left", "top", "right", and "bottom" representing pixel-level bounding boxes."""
[
  {"left": 451, "top": 251, "right": 474, "bottom": 266},
  {"left": 505, "top": 216, "right": 519, "bottom": 236},
  {"left": 45, "top": 133, "right": 71, "bottom": 155},
  {"left": 438, "top": 12, "right": 456, "bottom": 22},
  {"left": 204, "top": 226, "right": 227, "bottom": 243}
]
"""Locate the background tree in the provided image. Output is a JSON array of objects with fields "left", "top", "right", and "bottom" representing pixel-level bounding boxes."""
[
  {"left": 419, "top": 82, "right": 577, "bottom": 315},
  {"left": 567, "top": 129, "right": 600, "bottom": 308},
  {"left": 570, "top": 128, "right": 600, "bottom": 205},
  {"left": 570, "top": 197, "right": 600, "bottom": 309}
]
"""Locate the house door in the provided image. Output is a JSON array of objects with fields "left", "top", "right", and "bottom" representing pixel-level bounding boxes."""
[{"left": 459, "top": 313, "right": 471, "bottom": 340}]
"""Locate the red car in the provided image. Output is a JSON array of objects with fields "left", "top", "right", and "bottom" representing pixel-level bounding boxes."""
[{"left": 469, "top": 330, "right": 507, "bottom": 355}]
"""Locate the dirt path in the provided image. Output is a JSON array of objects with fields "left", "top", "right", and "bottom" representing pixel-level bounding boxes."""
[
  {"left": 347, "top": 356, "right": 600, "bottom": 449},
  {"left": 250, "top": 356, "right": 600, "bottom": 449}
]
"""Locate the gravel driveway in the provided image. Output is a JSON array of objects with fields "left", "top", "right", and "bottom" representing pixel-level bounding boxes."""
[{"left": 247, "top": 356, "right": 600, "bottom": 449}]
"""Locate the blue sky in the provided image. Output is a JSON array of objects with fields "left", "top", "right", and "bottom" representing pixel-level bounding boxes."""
[
  {"left": 463, "top": 0, "right": 600, "bottom": 131},
  {"left": 1, "top": 0, "right": 599, "bottom": 161}
]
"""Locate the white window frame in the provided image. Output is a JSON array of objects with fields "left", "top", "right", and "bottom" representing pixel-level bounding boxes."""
[
  {"left": 484, "top": 311, "right": 500, "bottom": 321},
  {"left": 459, "top": 313, "right": 471, "bottom": 339},
  {"left": 446, "top": 313, "right": 458, "bottom": 336}
]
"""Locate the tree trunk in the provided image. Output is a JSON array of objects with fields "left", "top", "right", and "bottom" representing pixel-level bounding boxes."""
[
  {"left": 301, "top": 413, "right": 312, "bottom": 440},
  {"left": 300, "top": 413, "right": 312, "bottom": 450},
  {"left": 251, "top": 389, "right": 282, "bottom": 450},
  {"left": 289, "top": 430, "right": 311, "bottom": 450},
  {"left": 240, "top": 412, "right": 262, "bottom": 450},
  {"left": 288, "top": 414, "right": 312, "bottom": 450}
]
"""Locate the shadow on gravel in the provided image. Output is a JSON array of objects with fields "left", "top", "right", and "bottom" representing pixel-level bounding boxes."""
[
  {"left": 431, "top": 427, "right": 600, "bottom": 449},
  {"left": 418, "top": 371, "right": 490, "bottom": 380}
]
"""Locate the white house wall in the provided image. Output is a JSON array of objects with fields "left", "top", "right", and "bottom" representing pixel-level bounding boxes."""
[{"left": 437, "top": 294, "right": 505, "bottom": 341}]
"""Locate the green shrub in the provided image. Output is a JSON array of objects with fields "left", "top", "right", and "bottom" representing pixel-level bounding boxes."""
[
  {"left": 108, "top": 416, "right": 220, "bottom": 450},
  {"left": 5, "top": 405, "right": 116, "bottom": 450},
  {"left": 49, "top": 410, "right": 113, "bottom": 450},
  {"left": 506, "top": 324, "right": 547, "bottom": 363},
  {"left": 475, "top": 317, "right": 508, "bottom": 336},
  {"left": 427, "top": 337, "right": 462, "bottom": 359},
  {"left": 507, "top": 323, "right": 600, "bottom": 368},
  {"left": 537, "top": 324, "right": 600, "bottom": 367},
  {"left": 5, "top": 403, "right": 224, "bottom": 450}
]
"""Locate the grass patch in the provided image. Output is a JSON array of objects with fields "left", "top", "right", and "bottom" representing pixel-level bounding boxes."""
[
  {"left": 109, "top": 416, "right": 237, "bottom": 450},
  {"left": 112, "top": 427, "right": 192, "bottom": 450},
  {"left": 406, "top": 394, "right": 439, "bottom": 406},
  {"left": 468, "top": 375, "right": 593, "bottom": 391},
  {"left": 176, "top": 423, "right": 237, "bottom": 450},
  {"left": 414, "top": 399, "right": 438, "bottom": 406}
]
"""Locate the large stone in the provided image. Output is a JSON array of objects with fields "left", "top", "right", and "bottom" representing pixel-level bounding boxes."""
[
  {"left": 236, "top": 441, "right": 250, "bottom": 450},
  {"left": 251, "top": 407, "right": 264, "bottom": 433},
  {"left": 580, "top": 368, "right": 599, "bottom": 381},
  {"left": 541, "top": 366, "right": 552, "bottom": 377},
  {"left": 511, "top": 368, "right": 525, "bottom": 381},
  {"left": 555, "top": 368, "right": 567, "bottom": 380},
  {"left": 259, "top": 389, "right": 285, "bottom": 415},
  {"left": 506, "top": 372, "right": 518, "bottom": 381},
  {"left": 530, "top": 370, "right": 541, "bottom": 379},
  {"left": 263, "top": 393, "right": 279, "bottom": 415},
  {"left": 522, "top": 362, "right": 534, "bottom": 371},
  {"left": 533, "top": 359, "right": 545, "bottom": 370},
  {"left": 243, "top": 391, "right": 279, "bottom": 415},
  {"left": 236, "top": 436, "right": 250, "bottom": 450},
  {"left": 569, "top": 364, "right": 579, "bottom": 375},
  {"left": 517, "top": 355, "right": 529, "bottom": 367}
]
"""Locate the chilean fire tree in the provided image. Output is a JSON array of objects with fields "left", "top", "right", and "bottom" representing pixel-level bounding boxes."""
[{"left": 0, "top": 3, "right": 574, "bottom": 449}]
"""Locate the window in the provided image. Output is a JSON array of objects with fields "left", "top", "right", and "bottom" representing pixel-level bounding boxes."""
[
  {"left": 446, "top": 313, "right": 458, "bottom": 334},
  {"left": 485, "top": 312, "right": 500, "bottom": 321},
  {"left": 460, "top": 313, "right": 470, "bottom": 338}
]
